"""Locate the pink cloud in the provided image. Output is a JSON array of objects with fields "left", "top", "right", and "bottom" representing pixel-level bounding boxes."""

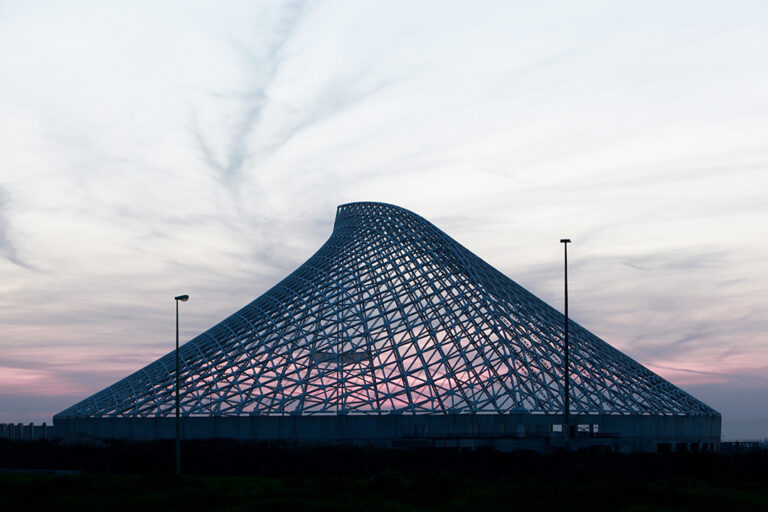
[
  {"left": 646, "top": 361, "right": 768, "bottom": 387},
  {"left": 0, "top": 366, "right": 77, "bottom": 395}
]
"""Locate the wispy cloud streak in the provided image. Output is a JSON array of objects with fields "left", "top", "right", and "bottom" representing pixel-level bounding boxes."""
[
  {"left": 0, "top": 187, "right": 32, "bottom": 270},
  {"left": 190, "top": 0, "right": 308, "bottom": 193}
]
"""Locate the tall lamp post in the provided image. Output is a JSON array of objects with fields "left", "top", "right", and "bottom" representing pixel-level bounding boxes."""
[
  {"left": 174, "top": 294, "right": 189, "bottom": 475},
  {"left": 559, "top": 239, "right": 571, "bottom": 440}
]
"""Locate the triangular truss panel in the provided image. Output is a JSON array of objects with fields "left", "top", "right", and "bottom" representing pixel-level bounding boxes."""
[{"left": 57, "top": 202, "right": 716, "bottom": 418}]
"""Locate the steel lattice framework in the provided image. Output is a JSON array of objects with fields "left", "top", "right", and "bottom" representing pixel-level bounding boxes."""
[{"left": 57, "top": 202, "right": 716, "bottom": 419}]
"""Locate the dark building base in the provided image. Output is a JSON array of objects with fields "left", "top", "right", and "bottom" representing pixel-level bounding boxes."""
[{"left": 53, "top": 413, "right": 721, "bottom": 453}]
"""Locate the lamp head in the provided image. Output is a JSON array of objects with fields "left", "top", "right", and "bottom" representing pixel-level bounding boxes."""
[
  {"left": 175, "top": 294, "right": 189, "bottom": 302},
  {"left": 560, "top": 239, "right": 571, "bottom": 244}
]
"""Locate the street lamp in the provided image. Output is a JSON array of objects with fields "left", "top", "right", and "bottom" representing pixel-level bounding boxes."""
[
  {"left": 174, "top": 294, "right": 189, "bottom": 475},
  {"left": 559, "top": 239, "right": 571, "bottom": 440}
]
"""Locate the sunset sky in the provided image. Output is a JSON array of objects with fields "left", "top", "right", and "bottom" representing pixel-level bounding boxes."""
[{"left": 1, "top": 1, "right": 766, "bottom": 439}]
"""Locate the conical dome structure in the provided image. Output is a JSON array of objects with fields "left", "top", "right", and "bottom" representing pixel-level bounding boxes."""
[{"left": 57, "top": 202, "right": 716, "bottom": 423}]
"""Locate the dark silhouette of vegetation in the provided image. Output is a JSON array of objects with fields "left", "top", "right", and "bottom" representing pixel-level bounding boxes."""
[{"left": 1, "top": 440, "right": 765, "bottom": 511}]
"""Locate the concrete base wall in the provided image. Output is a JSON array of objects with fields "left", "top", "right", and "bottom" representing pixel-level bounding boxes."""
[
  {"left": 53, "top": 413, "right": 721, "bottom": 453},
  {"left": 0, "top": 423, "right": 55, "bottom": 441}
]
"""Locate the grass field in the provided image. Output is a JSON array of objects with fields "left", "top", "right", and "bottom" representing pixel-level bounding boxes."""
[{"left": 1, "top": 441, "right": 766, "bottom": 511}]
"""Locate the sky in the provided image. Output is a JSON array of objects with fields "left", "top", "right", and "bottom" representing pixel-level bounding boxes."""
[{"left": 0, "top": 0, "right": 766, "bottom": 439}]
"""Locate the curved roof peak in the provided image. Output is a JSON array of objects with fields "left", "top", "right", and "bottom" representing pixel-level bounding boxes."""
[
  {"left": 335, "top": 201, "right": 425, "bottom": 226},
  {"left": 332, "top": 202, "right": 445, "bottom": 242}
]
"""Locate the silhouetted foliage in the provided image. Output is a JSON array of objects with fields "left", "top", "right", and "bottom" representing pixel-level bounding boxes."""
[{"left": 1, "top": 439, "right": 766, "bottom": 511}]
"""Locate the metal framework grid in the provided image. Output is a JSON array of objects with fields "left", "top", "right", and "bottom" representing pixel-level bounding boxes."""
[{"left": 57, "top": 202, "right": 716, "bottom": 419}]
